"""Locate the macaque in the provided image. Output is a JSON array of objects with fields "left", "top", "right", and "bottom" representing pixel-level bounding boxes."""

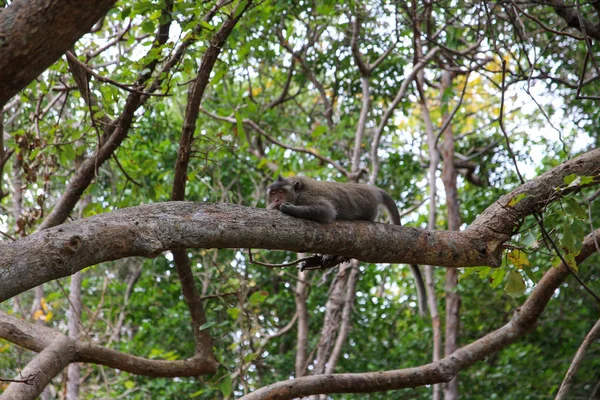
[{"left": 267, "top": 176, "right": 428, "bottom": 316}]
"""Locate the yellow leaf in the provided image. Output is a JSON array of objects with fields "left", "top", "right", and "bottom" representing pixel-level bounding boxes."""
[
  {"left": 44, "top": 311, "right": 53, "bottom": 322},
  {"left": 40, "top": 297, "right": 49, "bottom": 312},
  {"left": 564, "top": 253, "right": 578, "bottom": 272},
  {"left": 33, "top": 310, "right": 44, "bottom": 321},
  {"left": 507, "top": 249, "right": 530, "bottom": 269}
]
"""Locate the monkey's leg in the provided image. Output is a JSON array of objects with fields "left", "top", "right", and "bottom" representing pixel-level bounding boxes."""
[{"left": 279, "top": 202, "right": 336, "bottom": 223}]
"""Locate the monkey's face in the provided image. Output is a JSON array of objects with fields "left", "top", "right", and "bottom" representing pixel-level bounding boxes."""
[{"left": 266, "top": 177, "right": 301, "bottom": 209}]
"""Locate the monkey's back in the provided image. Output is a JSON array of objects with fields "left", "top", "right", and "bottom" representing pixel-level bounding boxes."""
[{"left": 295, "top": 177, "right": 383, "bottom": 222}]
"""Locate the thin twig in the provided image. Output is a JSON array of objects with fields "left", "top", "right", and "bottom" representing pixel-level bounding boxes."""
[
  {"left": 65, "top": 52, "right": 170, "bottom": 97},
  {"left": 112, "top": 154, "right": 142, "bottom": 187},
  {"left": 555, "top": 317, "right": 600, "bottom": 399},
  {"left": 247, "top": 249, "right": 313, "bottom": 268},
  {"left": 434, "top": 72, "right": 471, "bottom": 148},
  {"left": 0, "top": 371, "right": 40, "bottom": 385},
  {"left": 498, "top": 60, "right": 600, "bottom": 303}
]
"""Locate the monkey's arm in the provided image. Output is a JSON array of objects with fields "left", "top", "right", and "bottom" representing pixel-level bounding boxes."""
[{"left": 279, "top": 201, "right": 336, "bottom": 223}]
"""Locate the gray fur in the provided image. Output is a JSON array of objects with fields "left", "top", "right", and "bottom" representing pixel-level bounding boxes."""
[
  {"left": 267, "top": 176, "right": 399, "bottom": 224},
  {"left": 266, "top": 175, "right": 428, "bottom": 317}
]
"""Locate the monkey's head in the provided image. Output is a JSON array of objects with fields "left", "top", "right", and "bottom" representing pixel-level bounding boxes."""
[{"left": 266, "top": 176, "right": 302, "bottom": 210}]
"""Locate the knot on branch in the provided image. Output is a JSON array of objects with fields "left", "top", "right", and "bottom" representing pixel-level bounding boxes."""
[{"left": 63, "top": 235, "right": 82, "bottom": 254}]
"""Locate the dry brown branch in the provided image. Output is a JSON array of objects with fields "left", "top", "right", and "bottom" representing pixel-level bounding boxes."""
[{"left": 555, "top": 317, "right": 600, "bottom": 399}]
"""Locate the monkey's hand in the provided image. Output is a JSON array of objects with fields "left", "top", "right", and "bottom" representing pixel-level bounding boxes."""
[
  {"left": 279, "top": 202, "right": 293, "bottom": 213},
  {"left": 278, "top": 202, "right": 336, "bottom": 223}
]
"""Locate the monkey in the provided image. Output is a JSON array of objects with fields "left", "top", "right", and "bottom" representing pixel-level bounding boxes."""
[{"left": 267, "top": 175, "right": 428, "bottom": 317}]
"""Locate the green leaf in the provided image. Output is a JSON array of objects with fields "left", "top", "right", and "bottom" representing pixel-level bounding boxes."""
[
  {"left": 249, "top": 290, "right": 268, "bottom": 305},
  {"left": 505, "top": 271, "right": 526, "bottom": 297},
  {"left": 141, "top": 20, "right": 155, "bottom": 34},
  {"left": 311, "top": 125, "right": 327, "bottom": 138},
  {"left": 234, "top": 0, "right": 248, "bottom": 18},
  {"left": 211, "top": 68, "right": 226, "bottom": 85},
  {"left": 522, "top": 265, "right": 536, "bottom": 283},
  {"left": 121, "top": 7, "right": 131, "bottom": 19},
  {"left": 565, "top": 198, "right": 587, "bottom": 219},
  {"left": 124, "top": 380, "right": 135, "bottom": 390},
  {"left": 580, "top": 175, "right": 595, "bottom": 185},
  {"left": 200, "top": 20, "right": 213, "bottom": 30},
  {"left": 507, "top": 193, "right": 527, "bottom": 207},
  {"left": 316, "top": 2, "right": 334, "bottom": 14},
  {"left": 460, "top": 267, "right": 478, "bottom": 280},
  {"left": 227, "top": 307, "right": 241, "bottom": 320},
  {"left": 63, "top": 144, "right": 76, "bottom": 161},
  {"left": 476, "top": 266, "right": 492, "bottom": 280},
  {"left": 235, "top": 111, "right": 245, "bottom": 139},
  {"left": 563, "top": 173, "right": 577, "bottom": 185},
  {"left": 198, "top": 321, "right": 215, "bottom": 331},
  {"left": 490, "top": 268, "right": 505, "bottom": 288},
  {"left": 563, "top": 252, "right": 578, "bottom": 272},
  {"left": 219, "top": 375, "right": 233, "bottom": 398},
  {"left": 561, "top": 222, "right": 575, "bottom": 252},
  {"left": 257, "top": 158, "right": 269, "bottom": 169}
]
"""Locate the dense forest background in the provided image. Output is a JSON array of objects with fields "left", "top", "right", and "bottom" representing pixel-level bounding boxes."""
[{"left": 0, "top": 0, "right": 599, "bottom": 399}]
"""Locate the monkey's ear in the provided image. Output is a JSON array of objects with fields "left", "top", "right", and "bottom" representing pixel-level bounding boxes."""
[{"left": 293, "top": 180, "right": 302, "bottom": 191}]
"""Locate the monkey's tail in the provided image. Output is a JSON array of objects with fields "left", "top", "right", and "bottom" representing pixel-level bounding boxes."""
[
  {"left": 379, "top": 191, "right": 429, "bottom": 317},
  {"left": 410, "top": 264, "right": 428, "bottom": 317},
  {"left": 379, "top": 190, "right": 401, "bottom": 225}
]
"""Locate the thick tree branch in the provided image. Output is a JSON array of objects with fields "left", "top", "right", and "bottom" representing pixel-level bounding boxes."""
[
  {"left": 468, "top": 147, "right": 600, "bottom": 238},
  {"left": 238, "top": 228, "right": 600, "bottom": 400},
  {"left": 0, "top": 202, "right": 496, "bottom": 302},
  {"left": 0, "top": 310, "right": 217, "bottom": 378},
  {"left": 0, "top": 148, "right": 598, "bottom": 302},
  {"left": 0, "top": 0, "right": 118, "bottom": 106},
  {"left": 0, "top": 336, "right": 74, "bottom": 400}
]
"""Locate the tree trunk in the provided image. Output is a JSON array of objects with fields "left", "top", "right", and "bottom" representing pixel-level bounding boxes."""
[{"left": 440, "top": 70, "right": 461, "bottom": 400}]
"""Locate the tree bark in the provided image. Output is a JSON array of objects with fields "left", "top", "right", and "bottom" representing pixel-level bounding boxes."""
[
  {"left": 0, "top": 0, "right": 118, "bottom": 106},
  {"left": 417, "top": 63, "right": 443, "bottom": 400},
  {"left": 1, "top": 336, "right": 75, "bottom": 400},
  {"left": 440, "top": 70, "right": 461, "bottom": 400},
  {"left": 66, "top": 272, "right": 82, "bottom": 400},
  {"left": 295, "top": 268, "right": 309, "bottom": 378},
  {"left": 0, "top": 310, "right": 217, "bottom": 378}
]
